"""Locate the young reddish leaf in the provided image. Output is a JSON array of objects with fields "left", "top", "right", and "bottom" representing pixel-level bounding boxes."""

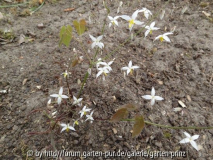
[
  {"left": 110, "top": 108, "right": 128, "bottom": 122},
  {"left": 59, "top": 25, "right": 72, "bottom": 47},
  {"left": 132, "top": 115, "right": 145, "bottom": 138},
  {"left": 123, "top": 103, "right": 137, "bottom": 111},
  {"left": 73, "top": 19, "right": 86, "bottom": 36}
]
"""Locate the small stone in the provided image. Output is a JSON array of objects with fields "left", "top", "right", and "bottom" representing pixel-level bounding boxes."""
[{"left": 73, "top": 140, "right": 79, "bottom": 144}]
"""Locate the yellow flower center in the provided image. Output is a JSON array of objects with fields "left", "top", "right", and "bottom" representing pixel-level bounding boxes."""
[
  {"left": 159, "top": 37, "right": 164, "bottom": 42},
  {"left": 150, "top": 30, "right": 152, "bottom": 34},
  {"left": 130, "top": 69, "right": 133, "bottom": 75},
  {"left": 66, "top": 127, "right": 69, "bottom": 132},
  {"left": 84, "top": 111, "right": 86, "bottom": 115},
  {"left": 112, "top": 21, "right": 115, "bottom": 25},
  {"left": 74, "top": 121, "right": 79, "bottom": 125},
  {"left": 104, "top": 72, "right": 107, "bottom": 76},
  {"left": 129, "top": 19, "right": 135, "bottom": 28}
]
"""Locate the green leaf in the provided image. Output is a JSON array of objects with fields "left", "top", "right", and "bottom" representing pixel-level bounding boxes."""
[
  {"left": 110, "top": 108, "right": 128, "bottom": 122},
  {"left": 73, "top": 19, "right": 86, "bottom": 36},
  {"left": 132, "top": 115, "right": 145, "bottom": 138},
  {"left": 59, "top": 25, "right": 72, "bottom": 47}
]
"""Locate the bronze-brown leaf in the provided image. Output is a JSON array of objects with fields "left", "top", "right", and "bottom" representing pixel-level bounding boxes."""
[
  {"left": 132, "top": 115, "right": 145, "bottom": 138},
  {"left": 123, "top": 103, "right": 137, "bottom": 111},
  {"left": 110, "top": 108, "right": 128, "bottom": 122}
]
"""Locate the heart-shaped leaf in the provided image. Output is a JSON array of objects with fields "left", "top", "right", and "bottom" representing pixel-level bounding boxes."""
[
  {"left": 132, "top": 115, "right": 145, "bottom": 138},
  {"left": 73, "top": 19, "right": 86, "bottom": 36},
  {"left": 123, "top": 103, "right": 137, "bottom": 111},
  {"left": 59, "top": 25, "right": 72, "bottom": 47},
  {"left": 110, "top": 108, "right": 128, "bottom": 122}
]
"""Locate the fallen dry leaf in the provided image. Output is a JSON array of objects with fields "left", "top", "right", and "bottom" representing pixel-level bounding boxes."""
[
  {"left": 19, "top": 34, "right": 25, "bottom": 45},
  {"left": 37, "top": 23, "right": 45, "bottom": 28},
  {"left": 202, "top": 11, "right": 211, "bottom": 17},
  {"left": 186, "top": 95, "right": 191, "bottom": 102},
  {"left": 178, "top": 100, "right": 186, "bottom": 108},
  {"left": 64, "top": 8, "right": 75, "bottom": 12},
  {"left": 22, "top": 79, "right": 27, "bottom": 85}
]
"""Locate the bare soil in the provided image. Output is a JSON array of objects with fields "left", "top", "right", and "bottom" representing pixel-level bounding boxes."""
[{"left": 0, "top": 0, "right": 213, "bottom": 160}]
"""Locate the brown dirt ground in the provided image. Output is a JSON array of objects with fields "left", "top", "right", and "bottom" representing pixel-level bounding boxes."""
[{"left": 0, "top": 0, "right": 213, "bottom": 160}]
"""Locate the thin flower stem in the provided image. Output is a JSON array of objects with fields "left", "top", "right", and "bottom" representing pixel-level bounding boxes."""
[
  {"left": 0, "top": 2, "right": 29, "bottom": 8},
  {"left": 65, "top": 76, "right": 72, "bottom": 97},
  {"left": 30, "top": 1, "right": 45, "bottom": 15},
  {"left": 77, "top": 47, "right": 99, "bottom": 98},
  {"left": 123, "top": 119, "right": 213, "bottom": 130}
]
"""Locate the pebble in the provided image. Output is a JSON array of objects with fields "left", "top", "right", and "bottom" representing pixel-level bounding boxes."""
[{"left": 73, "top": 140, "right": 79, "bottom": 144}]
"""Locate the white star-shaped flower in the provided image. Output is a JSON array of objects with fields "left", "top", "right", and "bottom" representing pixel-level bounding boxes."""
[
  {"left": 61, "top": 70, "right": 71, "bottom": 78},
  {"left": 142, "top": 87, "right": 164, "bottom": 106},
  {"left": 180, "top": 132, "right": 199, "bottom": 151},
  {"left": 79, "top": 106, "right": 91, "bottom": 118},
  {"left": 121, "top": 60, "right": 139, "bottom": 75},
  {"left": 50, "top": 87, "right": 69, "bottom": 105},
  {"left": 108, "top": 16, "right": 120, "bottom": 28},
  {"left": 89, "top": 34, "right": 104, "bottom": 49},
  {"left": 154, "top": 32, "right": 173, "bottom": 42},
  {"left": 96, "top": 67, "right": 110, "bottom": 81},
  {"left": 60, "top": 123, "right": 75, "bottom": 133},
  {"left": 145, "top": 22, "right": 160, "bottom": 37},
  {"left": 138, "top": 8, "right": 152, "bottom": 19},
  {"left": 72, "top": 96, "right": 83, "bottom": 107},
  {"left": 85, "top": 110, "right": 94, "bottom": 123},
  {"left": 98, "top": 60, "right": 114, "bottom": 71},
  {"left": 120, "top": 10, "right": 144, "bottom": 31}
]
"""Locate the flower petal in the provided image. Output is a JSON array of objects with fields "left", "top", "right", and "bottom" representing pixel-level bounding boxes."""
[
  {"left": 134, "top": 20, "right": 144, "bottom": 25},
  {"left": 151, "top": 98, "right": 155, "bottom": 106},
  {"left": 128, "top": 61, "right": 132, "bottom": 68},
  {"left": 151, "top": 87, "right": 155, "bottom": 96},
  {"left": 68, "top": 126, "right": 76, "bottom": 131},
  {"left": 120, "top": 15, "right": 131, "bottom": 21},
  {"left": 154, "top": 35, "right": 161, "bottom": 41},
  {"left": 57, "top": 97, "right": 62, "bottom": 104},
  {"left": 108, "top": 16, "right": 113, "bottom": 20},
  {"left": 59, "top": 87, "right": 63, "bottom": 95},
  {"left": 97, "top": 35, "right": 103, "bottom": 41},
  {"left": 61, "top": 127, "right": 66, "bottom": 133},
  {"left": 163, "top": 35, "right": 171, "bottom": 42},
  {"left": 60, "top": 123, "right": 67, "bottom": 127},
  {"left": 89, "top": 34, "right": 96, "bottom": 41},
  {"left": 180, "top": 138, "right": 190, "bottom": 143},
  {"left": 145, "top": 30, "right": 150, "bottom": 37},
  {"left": 73, "top": 96, "right": 77, "bottom": 101},
  {"left": 155, "top": 96, "right": 164, "bottom": 101},
  {"left": 61, "top": 95, "right": 69, "bottom": 99},
  {"left": 164, "top": 32, "right": 173, "bottom": 36},
  {"left": 191, "top": 135, "right": 199, "bottom": 140},
  {"left": 150, "top": 22, "right": 155, "bottom": 28},
  {"left": 183, "top": 132, "right": 191, "bottom": 138},
  {"left": 50, "top": 94, "right": 59, "bottom": 98},
  {"left": 121, "top": 67, "right": 129, "bottom": 70},
  {"left": 190, "top": 140, "right": 199, "bottom": 151},
  {"left": 132, "top": 10, "right": 139, "bottom": 20},
  {"left": 109, "top": 23, "right": 112, "bottom": 28},
  {"left": 142, "top": 95, "right": 152, "bottom": 100},
  {"left": 91, "top": 42, "right": 96, "bottom": 48},
  {"left": 126, "top": 69, "right": 131, "bottom": 75},
  {"left": 96, "top": 70, "right": 103, "bottom": 78},
  {"left": 132, "top": 66, "right": 140, "bottom": 69},
  {"left": 114, "top": 20, "right": 119, "bottom": 26}
]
